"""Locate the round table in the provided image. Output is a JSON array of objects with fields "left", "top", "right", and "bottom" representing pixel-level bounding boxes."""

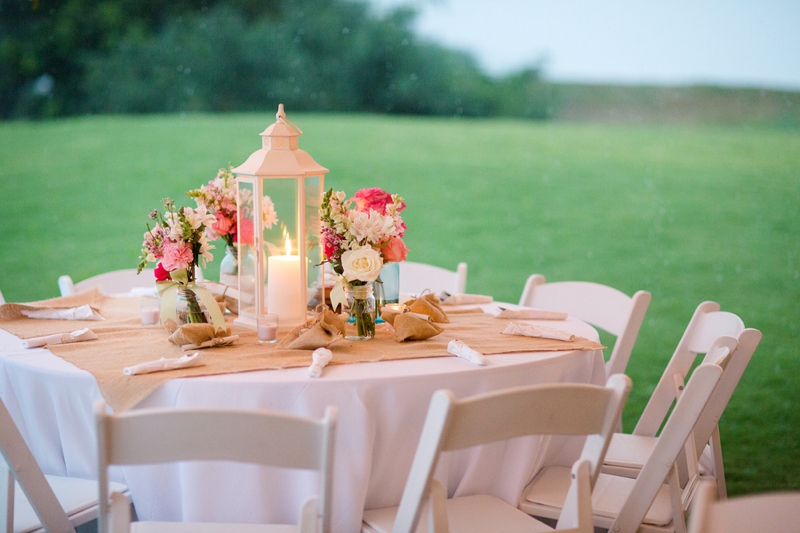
[{"left": 0, "top": 313, "right": 605, "bottom": 533}]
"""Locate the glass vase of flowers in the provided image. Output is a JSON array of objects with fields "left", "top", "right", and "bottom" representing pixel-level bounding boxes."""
[
  {"left": 137, "top": 197, "right": 225, "bottom": 330},
  {"left": 187, "top": 167, "right": 240, "bottom": 287},
  {"left": 320, "top": 187, "right": 409, "bottom": 340}
]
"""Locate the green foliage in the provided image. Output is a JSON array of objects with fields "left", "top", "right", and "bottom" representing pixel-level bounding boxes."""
[
  {"left": 0, "top": 113, "right": 798, "bottom": 495},
  {"left": 0, "top": 0, "right": 546, "bottom": 119}
]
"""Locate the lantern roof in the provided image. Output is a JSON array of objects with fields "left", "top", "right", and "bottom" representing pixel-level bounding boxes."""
[{"left": 232, "top": 104, "right": 328, "bottom": 178}]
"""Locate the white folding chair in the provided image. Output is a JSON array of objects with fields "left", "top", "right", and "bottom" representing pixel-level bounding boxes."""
[
  {"left": 58, "top": 267, "right": 205, "bottom": 296},
  {"left": 520, "top": 357, "right": 726, "bottom": 533},
  {"left": 95, "top": 402, "right": 337, "bottom": 533},
  {"left": 0, "top": 395, "right": 128, "bottom": 533},
  {"left": 58, "top": 269, "right": 156, "bottom": 297},
  {"left": 518, "top": 274, "right": 651, "bottom": 380},
  {"left": 688, "top": 480, "right": 800, "bottom": 533},
  {"left": 603, "top": 302, "right": 761, "bottom": 500},
  {"left": 399, "top": 262, "right": 467, "bottom": 298},
  {"left": 362, "top": 374, "right": 631, "bottom": 533}
]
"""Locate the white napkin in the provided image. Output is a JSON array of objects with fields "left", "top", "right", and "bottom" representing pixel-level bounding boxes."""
[
  {"left": 440, "top": 294, "right": 494, "bottom": 305},
  {"left": 502, "top": 322, "right": 575, "bottom": 341},
  {"left": 308, "top": 347, "right": 333, "bottom": 378},
  {"left": 20, "top": 304, "right": 105, "bottom": 321},
  {"left": 496, "top": 308, "right": 568, "bottom": 320},
  {"left": 123, "top": 352, "right": 205, "bottom": 376},
  {"left": 22, "top": 328, "right": 99, "bottom": 348},
  {"left": 447, "top": 340, "right": 488, "bottom": 366}
]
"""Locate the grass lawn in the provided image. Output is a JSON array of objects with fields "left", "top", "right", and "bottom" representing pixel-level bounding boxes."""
[{"left": 1, "top": 112, "right": 798, "bottom": 495}]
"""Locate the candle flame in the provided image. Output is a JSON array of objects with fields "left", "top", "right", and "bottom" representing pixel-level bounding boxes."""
[{"left": 285, "top": 235, "right": 292, "bottom": 256}]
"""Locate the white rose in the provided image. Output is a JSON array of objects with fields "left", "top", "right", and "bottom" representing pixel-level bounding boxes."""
[{"left": 341, "top": 246, "right": 384, "bottom": 283}]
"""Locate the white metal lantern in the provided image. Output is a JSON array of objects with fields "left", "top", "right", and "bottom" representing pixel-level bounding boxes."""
[{"left": 232, "top": 104, "right": 328, "bottom": 329}]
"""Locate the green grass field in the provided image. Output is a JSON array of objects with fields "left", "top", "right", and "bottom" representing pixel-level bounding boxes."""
[{"left": 1, "top": 112, "right": 798, "bottom": 495}]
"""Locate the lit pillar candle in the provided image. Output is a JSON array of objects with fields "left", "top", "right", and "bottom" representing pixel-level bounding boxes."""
[{"left": 267, "top": 236, "right": 303, "bottom": 324}]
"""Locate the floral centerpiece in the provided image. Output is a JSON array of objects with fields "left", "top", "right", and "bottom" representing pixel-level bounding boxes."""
[
  {"left": 137, "top": 198, "right": 225, "bottom": 329},
  {"left": 187, "top": 166, "right": 279, "bottom": 285},
  {"left": 187, "top": 167, "right": 239, "bottom": 252},
  {"left": 320, "top": 187, "right": 408, "bottom": 339}
]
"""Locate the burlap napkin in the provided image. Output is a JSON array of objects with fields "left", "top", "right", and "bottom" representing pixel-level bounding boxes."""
[
  {"left": 277, "top": 309, "right": 346, "bottom": 350},
  {"left": 406, "top": 294, "right": 449, "bottom": 323}
]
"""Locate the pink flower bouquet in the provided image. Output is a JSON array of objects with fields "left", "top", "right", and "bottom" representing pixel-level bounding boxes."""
[
  {"left": 137, "top": 198, "right": 215, "bottom": 283},
  {"left": 187, "top": 166, "right": 278, "bottom": 249},
  {"left": 320, "top": 187, "right": 408, "bottom": 282},
  {"left": 320, "top": 187, "right": 408, "bottom": 339}
]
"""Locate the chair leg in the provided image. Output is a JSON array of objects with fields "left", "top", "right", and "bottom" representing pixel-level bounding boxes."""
[{"left": 710, "top": 427, "right": 727, "bottom": 500}]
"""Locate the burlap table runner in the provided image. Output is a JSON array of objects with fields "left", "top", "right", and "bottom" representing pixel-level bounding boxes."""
[{"left": 1, "top": 291, "right": 602, "bottom": 412}]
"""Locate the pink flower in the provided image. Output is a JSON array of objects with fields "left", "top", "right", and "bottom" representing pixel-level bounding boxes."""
[
  {"left": 237, "top": 217, "right": 254, "bottom": 245},
  {"left": 154, "top": 262, "right": 171, "bottom": 281},
  {"left": 353, "top": 187, "right": 394, "bottom": 215},
  {"left": 213, "top": 211, "right": 234, "bottom": 236},
  {"left": 161, "top": 241, "right": 194, "bottom": 271},
  {"left": 380, "top": 236, "right": 409, "bottom": 263}
]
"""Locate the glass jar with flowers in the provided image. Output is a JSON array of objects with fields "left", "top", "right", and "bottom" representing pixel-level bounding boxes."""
[
  {"left": 320, "top": 187, "right": 408, "bottom": 340},
  {"left": 137, "top": 198, "right": 226, "bottom": 331}
]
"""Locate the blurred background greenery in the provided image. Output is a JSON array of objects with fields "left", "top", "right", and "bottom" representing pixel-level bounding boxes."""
[{"left": 2, "top": 0, "right": 799, "bottom": 126}]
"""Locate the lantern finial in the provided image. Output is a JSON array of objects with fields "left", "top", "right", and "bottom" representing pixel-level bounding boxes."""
[{"left": 277, "top": 103, "right": 285, "bottom": 121}]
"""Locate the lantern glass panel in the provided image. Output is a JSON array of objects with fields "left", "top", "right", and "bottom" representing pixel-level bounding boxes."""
[
  {"left": 304, "top": 175, "right": 324, "bottom": 310},
  {"left": 262, "top": 178, "right": 304, "bottom": 323},
  {"left": 237, "top": 179, "right": 259, "bottom": 320}
]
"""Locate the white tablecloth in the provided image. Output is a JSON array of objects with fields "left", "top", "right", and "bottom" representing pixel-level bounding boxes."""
[{"left": 0, "top": 312, "right": 605, "bottom": 533}]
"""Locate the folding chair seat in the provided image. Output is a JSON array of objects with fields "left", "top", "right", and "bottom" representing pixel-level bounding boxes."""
[
  {"left": 518, "top": 274, "right": 651, "bottom": 379},
  {"left": 603, "top": 302, "right": 761, "bottom": 500},
  {"left": 519, "top": 349, "right": 729, "bottom": 533},
  {"left": 362, "top": 374, "right": 631, "bottom": 533},
  {"left": 58, "top": 268, "right": 204, "bottom": 297},
  {"left": 95, "top": 402, "right": 336, "bottom": 533},
  {"left": 688, "top": 480, "right": 800, "bottom": 533},
  {"left": 399, "top": 262, "right": 467, "bottom": 298},
  {"left": 58, "top": 269, "right": 156, "bottom": 297},
  {"left": 0, "top": 395, "right": 128, "bottom": 533}
]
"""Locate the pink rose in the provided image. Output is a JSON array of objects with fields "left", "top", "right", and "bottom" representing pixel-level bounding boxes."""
[
  {"left": 213, "top": 212, "right": 234, "bottom": 236},
  {"left": 161, "top": 241, "right": 194, "bottom": 271},
  {"left": 236, "top": 217, "right": 254, "bottom": 245},
  {"left": 380, "top": 236, "right": 409, "bottom": 263},
  {"left": 154, "top": 262, "right": 171, "bottom": 281},
  {"left": 353, "top": 187, "right": 394, "bottom": 215}
]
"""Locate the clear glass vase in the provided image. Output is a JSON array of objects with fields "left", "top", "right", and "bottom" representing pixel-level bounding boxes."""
[
  {"left": 219, "top": 244, "right": 238, "bottom": 287},
  {"left": 344, "top": 283, "right": 376, "bottom": 340},
  {"left": 375, "top": 262, "right": 400, "bottom": 324},
  {"left": 175, "top": 286, "right": 209, "bottom": 325}
]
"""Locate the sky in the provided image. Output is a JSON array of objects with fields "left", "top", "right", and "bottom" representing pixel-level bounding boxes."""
[{"left": 370, "top": 0, "right": 800, "bottom": 90}]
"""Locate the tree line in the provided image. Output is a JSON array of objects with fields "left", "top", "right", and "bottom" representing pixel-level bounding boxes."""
[{"left": 0, "top": 0, "right": 551, "bottom": 120}]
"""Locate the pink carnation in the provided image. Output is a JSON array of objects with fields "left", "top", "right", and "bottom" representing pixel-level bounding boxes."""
[
  {"left": 380, "top": 236, "right": 409, "bottom": 263},
  {"left": 161, "top": 241, "right": 194, "bottom": 271},
  {"left": 353, "top": 187, "right": 394, "bottom": 215}
]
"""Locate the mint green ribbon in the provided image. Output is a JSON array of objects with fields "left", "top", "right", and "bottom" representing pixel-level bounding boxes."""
[{"left": 156, "top": 269, "right": 226, "bottom": 332}]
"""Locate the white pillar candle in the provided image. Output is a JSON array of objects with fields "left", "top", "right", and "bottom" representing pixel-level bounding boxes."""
[{"left": 267, "top": 254, "right": 303, "bottom": 324}]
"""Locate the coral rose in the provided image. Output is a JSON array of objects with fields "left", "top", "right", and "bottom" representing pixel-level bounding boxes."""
[
  {"left": 353, "top": 187, "right": 394, "bottom": 215},
  {"left": 381, "top": 237, "right": 408, "bottom": 263}
]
